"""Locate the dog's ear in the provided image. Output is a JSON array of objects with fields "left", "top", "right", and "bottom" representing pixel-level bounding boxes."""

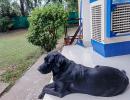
[
  {"left": 47, "top": 55, "right": 55, "bottom": 63},
  {"left": 56, "top": 55, "right": 65, "bottom": 67},
  {"left": 53, "top": 55, "right": 65, "bottom": 73}
]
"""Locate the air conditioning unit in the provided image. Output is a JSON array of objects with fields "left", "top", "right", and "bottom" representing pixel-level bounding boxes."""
[{"left": 90, "top": 0, "right": 130, "bottom": 57}]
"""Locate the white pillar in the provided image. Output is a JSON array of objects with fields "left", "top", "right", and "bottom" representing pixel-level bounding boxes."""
[{"left": 82, "top": 0, "right": 91, "bottom": 42}]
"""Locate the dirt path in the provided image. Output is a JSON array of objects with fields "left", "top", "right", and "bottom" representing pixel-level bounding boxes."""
[{"left": 0, "top": 29, "right": 27, "bottom": 39}]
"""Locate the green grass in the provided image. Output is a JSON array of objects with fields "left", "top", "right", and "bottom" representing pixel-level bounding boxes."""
[
  {"left": 57, "top": 26, "right": 64, "bottom": 38},
  {"left": 0, "top": 30, "right": 42, "bottom": 83}
]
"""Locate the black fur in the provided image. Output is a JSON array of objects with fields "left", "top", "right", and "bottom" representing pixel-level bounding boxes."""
[{"left": 38, "top": 52, "right": 129, "bottom": 99}]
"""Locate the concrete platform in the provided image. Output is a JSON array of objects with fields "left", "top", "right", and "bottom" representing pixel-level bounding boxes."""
[{"left": 44, "top": 45, "right": 130, "bottom": 100}]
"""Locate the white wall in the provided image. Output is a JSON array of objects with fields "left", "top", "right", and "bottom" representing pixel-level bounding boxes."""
[
  {"left": 79, "top": 0, "right": 91, "bottom": 42},
  {"left": 83, "top": 0, "right": 91, "bottom": 42}
]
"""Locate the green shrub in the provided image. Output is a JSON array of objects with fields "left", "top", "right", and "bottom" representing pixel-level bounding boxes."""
[
  {"left": 0, "top": 16, "right": 13, "bottom": 32},
  {"left": 28, "top": 4, "right": 68, "bottom": 52}
]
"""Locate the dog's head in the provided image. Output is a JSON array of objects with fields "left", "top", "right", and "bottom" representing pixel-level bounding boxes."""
[{"left": 38, "top": 52, "right": 68, "bottom": 74}]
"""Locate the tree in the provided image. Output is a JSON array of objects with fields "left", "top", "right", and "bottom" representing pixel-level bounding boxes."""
[
  {"left": 0, "top": 0, "right": 11, "bottom": 17},
  {"left": 23, "top": 0, "right": 43, "bottom": 15},
  {"left": 33, "top": 0, "right": 42, "bottom": 7},
  {"left": 28, "top": 4, "right": 68, "bottom": 52},
  {"left": 45, "top": 0, "right": 63, "bottom": 5},
  {"left": 44, "top": 0, "right": 78, "bottom": 11},
  {"left": 25, "top": 0, "right": 33, "bottom": 13},
  {"left": 20, "top": 0, "right": 25, "bottom": 16},
  {"left": 0, "top": 0, "right": 22, "bottom": 17},
  {"left": 11, "top": 1, "right": 21, "bottom": 16},
  {"left": 65, "top": 0, "right": 78, "bottom": 11},
  {"left": 0, "top": 0, "right": 20, "bottom": 32},
  {"left": 34, "top": 0, "right": 37, "bottom": 7}
]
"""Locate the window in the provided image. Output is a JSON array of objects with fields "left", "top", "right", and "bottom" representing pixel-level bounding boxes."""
[{"left": 113, "top": 0, "right": 130, "bottom": 4}]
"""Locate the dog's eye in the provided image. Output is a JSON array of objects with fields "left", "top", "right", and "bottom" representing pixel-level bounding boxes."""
[
  {"left": 45, "top": 59, "right": 50, "bottom": 64},
  {"left": 44, "top": 58, "right": 48, "bottom": 62}
]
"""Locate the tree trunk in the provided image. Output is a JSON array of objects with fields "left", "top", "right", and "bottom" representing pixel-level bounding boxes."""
[
  {"left": 34, "top": 0, "right": 37, "bottom": 7},
  {"left": 45, "top": 0, "right": 63, "bottom": 6},
  {"left": 25, "top": 0, "right": 30, "bottom": 12},
  {"left": 1, "top": 8, "right": 4, "bottom": 16},
  {"left": 59, "top": 0, "right": 62, "bottom": 3},
  {"left": 20, "top": 0, "right": 25, "bottom": 16}
]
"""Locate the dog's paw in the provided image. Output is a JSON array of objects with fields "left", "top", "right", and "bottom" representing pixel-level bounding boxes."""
[
  {"left": 38, "top": 93, "right": 45, "bottom": 99},
  {"left": 95, "top": 65, "right": 100, "bottom": 68},
  {"left": 57, "top": 93, "right": 64, "bottom": 98}
]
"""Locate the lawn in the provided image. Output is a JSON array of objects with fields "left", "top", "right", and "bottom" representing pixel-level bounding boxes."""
[{"left": 0, "top": 30, "right": 42, "bottom": 83}]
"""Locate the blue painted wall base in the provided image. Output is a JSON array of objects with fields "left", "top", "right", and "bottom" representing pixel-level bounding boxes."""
[
  {"left": 76, "top": 39, "right": 85, "bottom": 47},
  {"left": 91, "top": 40, "right": 130, "bottom": 57}
]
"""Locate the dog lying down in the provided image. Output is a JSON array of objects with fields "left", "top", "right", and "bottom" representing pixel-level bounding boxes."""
[{"left": 38, "top": 52, "right": 129, "bottom": 99}]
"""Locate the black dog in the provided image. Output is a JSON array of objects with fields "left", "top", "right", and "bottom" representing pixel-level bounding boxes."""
[{"left": 38, "top": 52, "right": 129, "bottom": 99}]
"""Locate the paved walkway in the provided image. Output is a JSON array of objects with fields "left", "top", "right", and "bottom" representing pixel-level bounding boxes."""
[{"left": 0, "top": 54, "right": 51, "bottom": 100}]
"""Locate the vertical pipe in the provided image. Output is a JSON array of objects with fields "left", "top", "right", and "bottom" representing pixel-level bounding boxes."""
[{"left": 106, "top": 0, "right": 113, "bottom": 37}]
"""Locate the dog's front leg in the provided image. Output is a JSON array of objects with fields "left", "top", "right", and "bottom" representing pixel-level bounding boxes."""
[
  {"left": 55, "top": 81, "right": 64, "bottom": 92},
  {"left": 38, "top": 82, "right": 67, "bottom": 98},
  {"left": 45, "top": 82, "right": 55, "bottom": 88},
  {"left": 54, "top": 81, "right": 71, "bottom": 97},
  {"left": 38, "top": 83, "right": 55, "bottom": 99}
]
